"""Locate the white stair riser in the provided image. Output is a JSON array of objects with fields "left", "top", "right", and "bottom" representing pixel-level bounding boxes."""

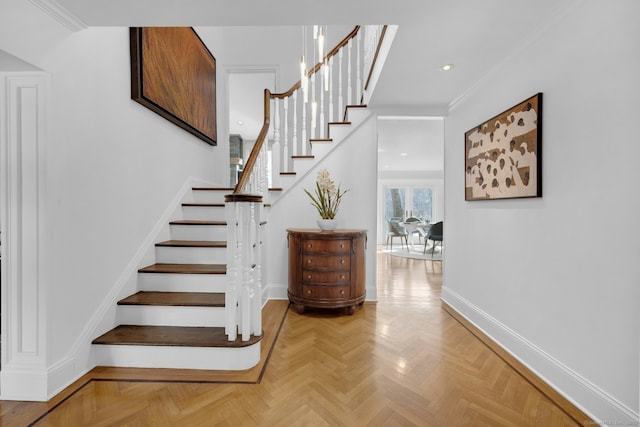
[
  {"left": 170, "top": 224, "right": 227, "bottom": 241},
  {"left": 310, "top": 142, "right": 332, "bottom": 161},
  {"left": 191, "top": 190, "right": 230, "bottom": 204},
  {"left": 328, "top": 124, "right": 351, "bottom": 142},
  {"left": 138, "top": 273, "right": 226, "bottom": 293},
  {"left": 292, "top": 158, "right": 315, "bottom": 176},
  {"left": 117, "top": 305, "right": 225, "bottom": 327},
  {"left": 345, "top": 108, "right": 369, "bottom": 123},
  {"left": 182, "top": 205, "right": 226, "bottom": 221},
  {"left": 279, "top": 175, "right": 297, "bottom": 190},
  {"left": 155, "top": 246, "right": 226, "bottom": 264},
  {"left": 93, "top": 343, "right": 260, "bottom": 370}
]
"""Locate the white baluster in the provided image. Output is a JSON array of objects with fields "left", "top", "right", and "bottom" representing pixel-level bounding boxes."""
[
  {"left": 329, "top": 56, "right": 334, "bottom": 123},
  {"left": 301, "top": 90, "right": 307, "bottom": 155},
  {"left": 240, "top": 202, "right": 252, "bottom": 341},
  {"left": 272, "top": 97, "right": 280, "bottom": 190},
  {"left": 356, "top": 29, "right": 362, "bottom": 105},
  {"left": 275, "top": 96, "right": 286, "bottom": 185},
  {"left": 260, "top": 138, "right": 268, "bottom": 196},
  {"left": 225, "top": 201, "right": 239, "bottom": 341},
  {"left": 291, "top": 91, "right": 297, "bottom": 170},
  {"left": 311, "top": 67, "right": 317, "bottom": 137},
  {"left": 320, "top": 66, "right": 325, "bottom": 139},
  {"left": 338, "top": 48, "right": 343, "bottom": 120},
  {"left": 347, "top": 38, "right": 353, "bottom": 107},
  {"left": 252, "top": 202, "right": 263, "bottom": 336}
]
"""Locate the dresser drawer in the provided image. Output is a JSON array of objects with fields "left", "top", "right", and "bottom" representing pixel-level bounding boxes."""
[
  {"left": 287, "top": 229, "right": 366, "bottom": 314},
  {"left": 302, "top": 285, "right": 350, "bottom": 300},
  {"left": 302, "top": 269, "right": 350, "bottom": 284},
  {"left": 302, "top": 239, "right": 351, "bottom": 254},
  {"left": 302, "top": 254, "right": 350, "bottom": 269}
]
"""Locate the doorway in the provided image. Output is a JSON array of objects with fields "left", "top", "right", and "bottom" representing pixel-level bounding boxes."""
[{"left": 227, "top": 69, "right": 277, "bottom": 186}]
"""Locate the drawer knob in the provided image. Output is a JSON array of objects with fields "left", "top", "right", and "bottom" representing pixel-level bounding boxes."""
[
  {"left": 307, "top": 259, "right": 312, "bottom": 264},
  {"left": 340, "top": 259, "right": 345, "bottom": 264},
  {"left": 308, "top": 243, "right": 312, "bottom": 249},
  {"left": 307, "top": 289, "right": 312, "bottom": 294},
  {"left": 307, "top": 274, "right": 312, "bottom": 279},
  {"left": 340, "top": 290, "right": 345, "bottom": 295},
  {"left": 340, "top": 275, "right": 345, "bottom": 279},
  {"left": 340, "top": 243, "right": 344, "bottom": 248}
]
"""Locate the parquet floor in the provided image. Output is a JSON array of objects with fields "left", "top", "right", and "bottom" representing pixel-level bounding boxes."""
[{"left": 1, "top": 248, "right": 582, "bottom": 426}]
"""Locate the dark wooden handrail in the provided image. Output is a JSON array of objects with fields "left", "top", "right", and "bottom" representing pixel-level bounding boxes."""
[
  {"left": 271, "top": 26, "right": 361, "bottom": 100},
  {"left": 234, "top": 25, "right": 385, "bottom": 195}
]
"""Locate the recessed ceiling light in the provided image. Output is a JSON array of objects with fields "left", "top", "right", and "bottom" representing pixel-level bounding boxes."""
[
  {"left": 378, "top": 148, "right": 385, "bottom": 152},
  {"left": 440, "top": 64, "right": 454, "bottom": 72},
  {"left": 400, "top": 152, "right": 408, "bottom": 156},
  {"left": 237, "top": 120, "right": 244, "bottom": 125}
]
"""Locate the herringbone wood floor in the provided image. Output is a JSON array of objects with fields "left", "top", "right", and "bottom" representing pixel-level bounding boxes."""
[{"left": 1, "top": 248, "right": 582, "bottom": 426}]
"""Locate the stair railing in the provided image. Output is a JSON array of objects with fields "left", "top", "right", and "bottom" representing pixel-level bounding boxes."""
[{"left": 224, "top": 25, "right": 388, "bottom": 341}]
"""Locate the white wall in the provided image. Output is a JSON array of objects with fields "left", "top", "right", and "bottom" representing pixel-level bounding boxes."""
[
  {"left": 0, "top": 3, "right": 225, "bottom": 398},
  {"left": 266, "top": 115, "right": 378, "bottom": 302},
  {"left": 442, "top": 0, "right": 640, "bottom": 424}
]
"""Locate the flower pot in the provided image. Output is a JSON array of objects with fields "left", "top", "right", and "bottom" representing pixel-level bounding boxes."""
[{"left": 317, "top": 218, "right": 337, "bottom": 231}]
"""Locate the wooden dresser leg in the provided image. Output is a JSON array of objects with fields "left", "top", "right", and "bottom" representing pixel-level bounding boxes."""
[{"left": 294, "top": 303, "right": 305, "bottom": 314}]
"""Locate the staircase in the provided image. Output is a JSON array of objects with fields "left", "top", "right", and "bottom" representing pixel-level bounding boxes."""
[
  {"left": 91, "top": 24, "right": 392, "bottom": 372},
  {"left": 91, "top": 104, "right": 373, "bottom": 371},
  {"left": 92, "top": 188, "right": 263, "bottom": 370}
]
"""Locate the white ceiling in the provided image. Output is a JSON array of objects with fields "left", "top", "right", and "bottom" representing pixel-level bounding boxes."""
[
  {"left": 51, "top": 0, "right": 577, "bottom": 172},
  {"left": 53, "top": 0, "right": 576, "bottom": 111},
  {"left": 377, "top": 118, "right": 444, "bottom": 173}
]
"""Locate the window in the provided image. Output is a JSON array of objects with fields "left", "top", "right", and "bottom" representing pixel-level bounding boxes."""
[{"left": 384, "top": 187, "right": 433, "bottom": 221}]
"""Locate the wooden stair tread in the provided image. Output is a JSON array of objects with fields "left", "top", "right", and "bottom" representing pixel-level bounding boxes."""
[
  {"left": 182, "top": 203, "right": 224, "bottom": 207},
  {"left": 155, "top": 240, "right": 226, "bottom": 248},
  {"left": 191, "top": 187, "right": 234, "bottom": 191},
  {"left": 92, "top": 325, "right": 260, "bottom": 347},
  {"left": 268, "top": 187, "right": 283, "bottom": 192},
  {"left": 280, "top": 172, "right": 296, "bottom": 175},
  {"left": 310, "top": 138, "right": 333, "bottom": 142},
  {"left": 138, "top": 263, "right": 226, "bottom": 274},
  {"left": 328, "top": 121, "right": 351, "bottom": 125},
  {"left": 118, "top": 291, "right": 224, "bottom": 307},
  {"left": 169, "top": 220, "right": 226, "bottom": 226},
  {"left": 292, "top": 155, "right": 314, "bottom": 159}
]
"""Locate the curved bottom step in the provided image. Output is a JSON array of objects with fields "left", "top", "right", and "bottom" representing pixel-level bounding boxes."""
[{"left": 92, "top": 325, "right": 262, "bottom": 370}]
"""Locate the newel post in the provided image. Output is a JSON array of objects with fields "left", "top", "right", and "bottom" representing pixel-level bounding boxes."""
[{"left": 225, "top": 194, "right": 264, "bottom": 341}]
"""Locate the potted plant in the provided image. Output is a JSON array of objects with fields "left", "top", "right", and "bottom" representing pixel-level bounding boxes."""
[{"left": 304, "top": 169, "right": 349, "bottom": 230}]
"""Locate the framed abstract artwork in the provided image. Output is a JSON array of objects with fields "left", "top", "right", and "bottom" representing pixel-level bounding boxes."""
[
  {"left": 464, "top": 93, "right": 542, "bottom": 200},
  {"left": 130, "top": 27, "right": 217, "bottom": 146}
]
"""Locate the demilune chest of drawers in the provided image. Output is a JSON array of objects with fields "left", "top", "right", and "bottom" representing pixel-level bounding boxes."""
[{"left": 287, "top": 229, "right": 367, "bottom": 315}]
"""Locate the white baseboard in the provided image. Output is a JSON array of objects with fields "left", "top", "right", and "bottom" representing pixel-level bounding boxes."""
[
  {"left": 263, "top": 283, "right": 288, "bottom": 302},
  {"left": 441, "top": 287, "right": 639, "bottom": 425}
]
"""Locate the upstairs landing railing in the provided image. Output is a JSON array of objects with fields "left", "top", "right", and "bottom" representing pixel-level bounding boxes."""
[{"left": 224, "top": 25, "right": 388, "bottom": 342}]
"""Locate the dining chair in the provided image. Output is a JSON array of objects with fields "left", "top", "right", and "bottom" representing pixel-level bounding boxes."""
[
  {"left": 423, "top": 221, "right": 443, "bottom": 256},
  {"left": 386, "top": 218, "right": 409, "bottom": 251}
]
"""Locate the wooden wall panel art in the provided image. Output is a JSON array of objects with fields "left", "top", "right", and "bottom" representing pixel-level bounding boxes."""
[
  {"left": 130, "top": 27, "right": 217, "bottom": 146},
  {"left": 465, "top": 93, "right": 542, "bottom": 200}
]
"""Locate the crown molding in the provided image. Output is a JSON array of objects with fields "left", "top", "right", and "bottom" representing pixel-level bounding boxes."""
[{"left": 29, "top": 0, "right": 87, "bottom": 32}]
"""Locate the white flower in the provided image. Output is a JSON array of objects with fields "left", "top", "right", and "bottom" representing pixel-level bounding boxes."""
[{"left": 304, "top": 169, "right": 349, "bottom": 220}]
